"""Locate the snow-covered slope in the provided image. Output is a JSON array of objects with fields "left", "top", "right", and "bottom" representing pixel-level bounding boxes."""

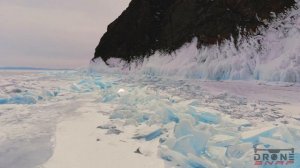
[{"left": 91, "top": 1, "right": 300, "bottom": 83}]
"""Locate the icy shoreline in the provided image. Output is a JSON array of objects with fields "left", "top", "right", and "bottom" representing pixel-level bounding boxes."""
[{"left": 92, "top": 0, "right": 300, "bottom": 83}]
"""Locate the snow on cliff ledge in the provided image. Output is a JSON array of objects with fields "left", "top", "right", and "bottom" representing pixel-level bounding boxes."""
[{"left": 91, "top": 1, "right": 300, "bottom": 83}]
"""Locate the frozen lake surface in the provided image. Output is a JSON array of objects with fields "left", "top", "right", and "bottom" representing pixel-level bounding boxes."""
[{"left": 0, "top": 70, "right": 300, "bottom": 168}]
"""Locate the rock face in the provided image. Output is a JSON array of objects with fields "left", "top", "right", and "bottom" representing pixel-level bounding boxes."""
[{"left": 94, "top": 0, "right": 295, "bottom": 64}]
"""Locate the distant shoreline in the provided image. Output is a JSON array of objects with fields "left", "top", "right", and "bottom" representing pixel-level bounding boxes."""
[{"left": 0, "top": 67, "right": 72, "bottom": 71}]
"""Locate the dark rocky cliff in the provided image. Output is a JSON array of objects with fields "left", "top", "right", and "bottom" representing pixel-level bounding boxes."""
[{"left": 94, "top": 0, "right": 295, "bottom": 64}]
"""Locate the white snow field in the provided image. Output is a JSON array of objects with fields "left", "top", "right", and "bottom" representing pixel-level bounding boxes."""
[{"left": 0, "top": 69, "right": 299, "bottom": 168}]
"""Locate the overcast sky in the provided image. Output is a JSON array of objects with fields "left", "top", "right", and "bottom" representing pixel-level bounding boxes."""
[{"left": 0, "top": 0, "right": 130, "bottom": 69}]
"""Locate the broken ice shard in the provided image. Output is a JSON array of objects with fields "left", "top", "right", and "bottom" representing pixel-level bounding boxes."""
[
  {"left": 133, "top": 128, "right": 164, "bottom": 141},
  {"left": 241, "top": 126, "right": 276, "bottom": 143}
]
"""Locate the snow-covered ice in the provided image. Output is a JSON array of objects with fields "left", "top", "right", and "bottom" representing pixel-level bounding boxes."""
[
  {"left": 0, "top": 69, "right": 299, "bottom": 168},
  {"left": 1, "top": 2, "right": 300, "bottom": 167}
]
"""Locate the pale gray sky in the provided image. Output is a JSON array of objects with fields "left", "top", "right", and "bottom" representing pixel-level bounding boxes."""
[{"left": 0, "top": 0, "right": 130, "bottom": 69}]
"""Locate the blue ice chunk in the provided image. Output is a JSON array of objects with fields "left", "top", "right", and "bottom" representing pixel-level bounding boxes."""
[
  {"left": 225, "top": 143, "right": 253, "bottom": 159},
  {"left": 173, "top": 133, "right": 208, "bottom": 156},
  {"left": 283, "top": 69, "right": 297, "bottom": 83},
  {"left": 9, "top": 96, "right": 36, "bottom": 104},
  {"left": 162, "top": 108, "right": 179, "bottom": 124},
  {"left": 173, "top": 135, "right": 196, "bottom": 156},
  {"left": 161, "top": 155, "right": 173, "bottom": 162},
  {"left": 187, "top": 109, "right": 220, "bottom": 124},
  {"left": 174, "top": 120, "right": 194, "bottom": 138},
  {"left": 144, "top": 129, "right": 164, "bottom": 141},
  {"left": 136, "top": 114, "right": 150, "bottom": 123},
  {"left": 254, "top": 71, "right": 260, "bottom": 80},
  {"left": 0, "top": 98, "right": 8, "bottom": 104},
  {"left": 198, "top": 112, "right": 221, "bottom": 124},
  {"left": 185, "top": 71, "right": 204, "bottom": 79},
  {"left": 78, "top": 80, "right": 87, "bottom": 84},
  {"left": 210, "top": 65, "right": 232, "bottom": 81},
  {"left": 44, "top": 90, "right": 59, "bottom": 97},
  {"left": 241, "top": 126, "right": 276, "bottom": 143},
  {"left": 102, "top": 93, "right": 118, "bottom": 103},
  {"left": 259, "top": 137, "right": 293, "bottom": 149},
  {"left": 109, "top": 111, "right": 123, "bottom": 119},
  {"left": 71, "top": 80, "right": 95, "bottom": 92},
  {"left": 109, "top": 109, "right": 134, "bottom": 120},
  {"left": 173, "top": 120, "right": 210, "bottom": 156},
  {"left": 45, "top": 91, "right": 54, "bottom": 97},
  {"left": 71, "top": 84, "right": 81, "bottom": 92},
  {"left": 186, "top": 108, "right": 201, "bottom": 120},
  {"left": 133, "top": 128, "right": 164, "bottom": 141},
  {"left": 95, "top": 80, "right": 111, "bottom": 90},
  {"left": 186, "top": 160, "right": 206, "bottom": 168}
]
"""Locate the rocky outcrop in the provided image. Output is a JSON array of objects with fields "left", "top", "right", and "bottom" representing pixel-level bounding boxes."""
[{"left": 94, "top": 0, "right": 295, "bottom": 64}]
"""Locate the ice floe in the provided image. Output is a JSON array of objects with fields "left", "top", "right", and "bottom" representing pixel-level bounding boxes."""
[{"left": 1, "top": 69, "right": 300, "bottom": 168}]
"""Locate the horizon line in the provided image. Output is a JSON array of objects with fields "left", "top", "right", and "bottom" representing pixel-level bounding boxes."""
[{"left": 0, "top": 66, "right": 73, "bottom": 70}]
